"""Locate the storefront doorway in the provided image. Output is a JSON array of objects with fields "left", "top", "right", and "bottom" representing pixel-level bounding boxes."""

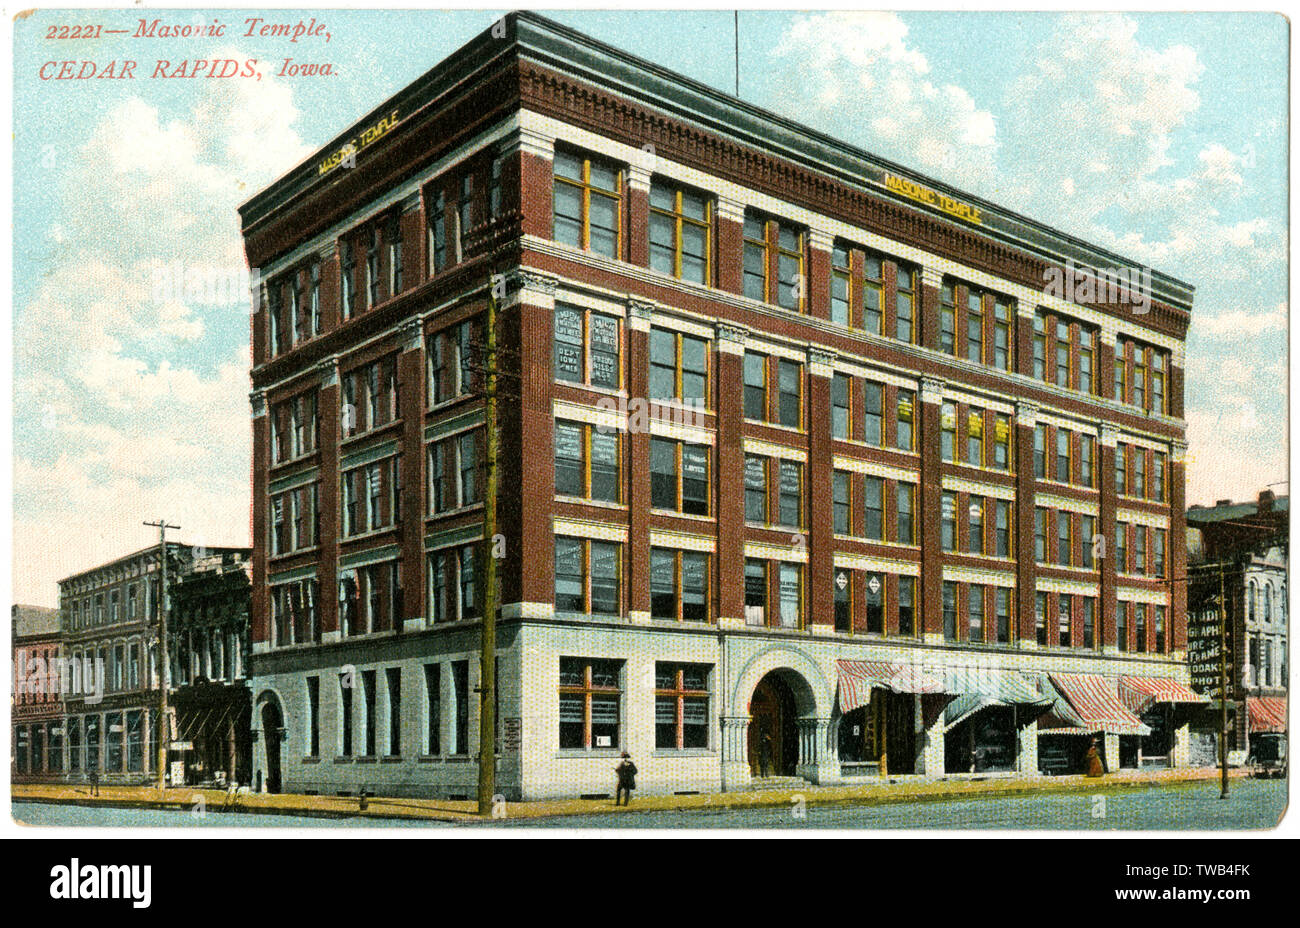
[
  {"left": 748, "top": 672, "right": 798, "bottom": 777},
  {"left": 945, "top": 706, "right": 1016, "bottom": 773}
]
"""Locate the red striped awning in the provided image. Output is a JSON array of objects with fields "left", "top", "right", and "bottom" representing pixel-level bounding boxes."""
[
  {"left": 1118, "top": 676, "right": 1208, "bottom": 716},
  {"left": 836, "top": 660, "right": 945, "bottom": 712},
  {"left": 1247, "top": 696, "right": 1287, "bottom": 734},
  {"left": 1047, "top": 673, "right": 1151, "bottom": 736}
]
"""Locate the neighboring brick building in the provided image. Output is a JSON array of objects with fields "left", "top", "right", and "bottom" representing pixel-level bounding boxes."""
[
  {"left": 11, "top": 604, "right": 62, "bottom": 782},
  {"left": 241, "top": 12, "right": 1198, "bottom": 799},
  {"left": 57, "top": 543, "right": 250, "bottom": 785}
]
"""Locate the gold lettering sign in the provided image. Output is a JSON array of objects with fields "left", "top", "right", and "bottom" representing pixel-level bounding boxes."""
[
  {"left": 318, "top": 109, "right": 402, "bottom": 177},
  {"left": 885, "top": 174, "right": 983, "bottom": 226}
]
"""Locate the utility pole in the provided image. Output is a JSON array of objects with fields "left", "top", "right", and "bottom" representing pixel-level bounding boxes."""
[
  {"left": 476, "top": 279, "right": 501, "bottom": 817},
  {"left": 1218, "top": 559, "right": 1229, "bottom": 799},
  {"left": 144, "top": 519, "right": 180, "bottom": 791}
]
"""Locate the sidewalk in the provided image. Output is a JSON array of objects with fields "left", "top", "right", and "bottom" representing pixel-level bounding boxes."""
[{"left": 13, "top": 766, "right": 1248, "bottom": 826}]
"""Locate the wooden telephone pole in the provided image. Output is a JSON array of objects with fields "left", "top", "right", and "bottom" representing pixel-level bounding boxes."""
[
  {"left": 1218, "top": 560, "right": 1229, "bottom": 799},
  {"left": 144, "top": 519, "right": 180, "bottom": 790},
  {"left": 476, "top": 279, "right": 502, "bottom": 817}
]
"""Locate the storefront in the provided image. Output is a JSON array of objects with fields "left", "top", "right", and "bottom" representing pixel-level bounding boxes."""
[
  {"left": 1038, "top": 672, "right": 1151, "bottom": 774},
  {"left": 1118, "top": 676, "right": 1207, "bottom": 768},
  {"left": 1246, "top": 696, "right": 1287, "bottom": 759},
  {"left": 835, "top": 659, "right": 942, "bottom": 777}
]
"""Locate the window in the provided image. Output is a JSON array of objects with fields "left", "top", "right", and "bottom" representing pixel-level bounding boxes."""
[
  {"left": 777, "top": 360, "right": 802, "bottom": 428},
  {"left": 554, "top": 149, "right": 621, "bottom": 258},
  {"left": 996, "top": 588, "right": 1012, "bottom": 643},
  {"left": 862, "top": 381, "right": 883, "bottom": 446},
  {"left": 993, "top": 299, "right": 1012, "bottom": 370},
  {"left": 270, "top": 482, "right": 318, "bottom": 554},
  {"left": 428, "top": 545, "right": 477, "bottom": 623},
  {"left": 995, "top": 500, "right": 1012, "bottom": 557},
  {"left": 1081, "top": 515, "right": 1096, "bottom": 569},
  {"left": 744, "top": 213, "right": 805, "bottom": 310},
  {"left": 943, "top": 581, "right": 958, "bottom": 641},
  {"left": 831, "top": 374, "right": 851, "bottom": 439},
  {"left": 554, "top": 304, "right": 620, "bottom": 389},
  {"left": 941, "top": 492, "right": 957, "bottom": 552},
  {"left": 1055, "top": 320, "right": 1070, "bottom": 388},
  {"left": 452, "top": 661, "right": 469, "bottom": 754},
  {"left": 1057, "top": 511, "right": 1073, "bottom": 565},
  {"left": 831, "top": 245, "right": 851, "bottom": 326},
  {"left": 428, "top": 319, "right": 478, "bottom": 405},
  {"left": 339, "top": 673, "right": 354, "bottom": 756},
  {"left": 742, "top": 214, "right": 767, "bottom": 302},
  {"left": 1154, "top": 529, "right": 1166, "bottom": 578},
  {"left": 428, "top": 190, "right": 447, "bottom": 273},
  {"left": 1152, "top": 353, "right": 1167, "bottom": 414},
  {"left": 1134, "top": 449, "right": 1146, "bottom": 498},
  {"left": 744, "top": 559, "right": 768, "bottom": 626},
  {"left": 969, "top": 585, "right": 986, "bottom": 643},
  {"left": 1115, "top": 444, "right": 1127, "bottom": 495},
  {"left": 896, "top": 390, "right": 915, "bottom": 451},
  {"left": 777, "top": 460, "right": 803, "bottom": 528},
  {"left": 560, "top": 658, "right": 623, "bottom": 750},
  {"left": 967, "top": 410, "right": 985, "bottom": 467},
  {"left": 1056, "top": 428, "right": 1071, "bottom": 483},
  {"left": 897, "top": 482, "right": 915, "bottom": 545},
  {"left": 898, "top": 577, "right": 916, "bottom": 636},
  {"left": 833, "top": 471, "right": 852, "bottom": 535},
  {"left": 1133, "top": 525, "right": 1146, "bottom": 576},
  {"left": 1153, "top": 452, "right": 1166, "bottom": 501},
  {"left": 1079, "top": 328, "right": 1095, "bottom": 394},
  {"left": 743, "top": 352, "right": 767, "bottom": 420},
  {"left": 388, "top": 214, "right": 403, "bottom": 295},
  {"left": 993, "top": 415, "right": 1011, "bottom": 471},
  {"left": 1033, "top": 315, "right": 1046, "bottom": 380},
  {"left": 650, "top": 438, "right": 708, "bottom": 515},
  {"left": 555, "top": 421, "right": 621, "bottom": 504},
  {"left": 1154, "top": 605, "right": 1166, "bottom": 653},
  {"left": 458, "top": 431, "right": 479, "bottom": 506},
  {"left": 895, "top": 266, "right": 915, "bottom": 343},
  {"left": 863, "top": 255, "right": 883, "bottom": 334},
  {"left": 649, "top": 181, "right": 710, "bottom": 283},
  {"left": 423, "top": 664, "right": 441, "bottom": 755},
  {"left": 966, "top": 288, "right": 985, "bottom": 363},
  {"left": 779, "top": 563, "right": 803, "bottom": 629},
  {"left": 650, "top": 549, "right": 709, "bottom": 622},
  {"left": 941, "top": 405, "right": 961, "bottom": 462},
  {"left": 386, "top": 667, "right": 401, "bottom": 756},
  {"left": 1135, "top": 605, "right": 1148, "bottom": 653},
  {"left": 1115, "top": 524, "right": 1128, "bottom": 574},
  {"left": 968, "top": 496, "right": 985, "bottom": 555},
  {"left": 366, "top": 226, "right": 381, "bottom": 308},
  {"left": 655, "top": 663, "right": 710, "bottom": 749},
  {"left": 1035, "top": 508, "right": 1049, "bottom": 563},
  {"left": 1034, "top": 424, "right": 1047, "bottom": 478},
  {"left": 457, "top": 174, "right": 474, "bottom": 261},
  {"left": 834, "top": 572, "right": 853, "bottom": 632},
  {"left": 306, "top": 676, "right": 320, "bottom": 756},
  {"left": 863, "top": 476, "right": 884, "bottom": 541},
  {"left": 1058, "top": 594, "right": 1072, "bottom": 647},
  {"left": 1036, "top": 592, "right": 1048, "bottom": 646},
  {"left": 554, "top": 538, "right": 621, "bottom": 616},
  {"left": 744, "top": 455, "right": 767, "bottom": 523},
  {"left": 341, "top": 456, "right": 399, "bottom": 537},
  {"left": 939, "top": 282, "right": 956, "bottom": 355},
  {"left": 489, "top": 154, "right": 503, "bottom": 218},
  {"left": 1079, "top": 434, "right": 1095, "bottom": 488},
  {"left": 649, "top": 328, "right": 709, "bottom": 406},
  {"left": 341, "top": 355, "right": 398, "bottom": 437},
  {"left": 1083, "top": 599, "right": 1096, "bottom": 649}
]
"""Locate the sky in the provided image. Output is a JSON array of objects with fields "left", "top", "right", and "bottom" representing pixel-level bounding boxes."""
[{"left": 9, "top": 9, "right": 1289, "bottom": 605}]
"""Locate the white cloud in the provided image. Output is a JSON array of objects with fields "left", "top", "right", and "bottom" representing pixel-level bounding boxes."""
[{"left": 12, "top": 57, "right": 310, "bottom": 605}]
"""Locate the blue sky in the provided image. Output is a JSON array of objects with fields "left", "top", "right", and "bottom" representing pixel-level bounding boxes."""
[{"left": 10, "top": 9, "right": 1289, "bottom": 604}]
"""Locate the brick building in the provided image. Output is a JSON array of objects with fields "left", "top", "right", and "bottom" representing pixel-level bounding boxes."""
[
  {"left": 241, "top": 12, "right": 1199, "bottom": 799},
  {"left": 11, "top": 605, "right": 62, "bottom": 782}
]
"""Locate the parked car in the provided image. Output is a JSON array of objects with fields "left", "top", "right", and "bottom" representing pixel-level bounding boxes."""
[{"left": 1248, "top": 733, "right": 1288, "bottom": 778}]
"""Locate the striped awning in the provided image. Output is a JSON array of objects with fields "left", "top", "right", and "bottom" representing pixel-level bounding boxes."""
[
  {"left": 1042, "top": 673, "right": 1151, "bottom": 737},
  {"left": 1118, "top": 676, "right": 1208, "bottom": 716},
  {"left": 1247, "top": 696, "right": 1287, "bottom": 734},
  {"left": 836, "top": 660, "right": 945, "bottom": 712},
  {"left": 943, "top": 669, "right": 1055, "bottom": 728}
]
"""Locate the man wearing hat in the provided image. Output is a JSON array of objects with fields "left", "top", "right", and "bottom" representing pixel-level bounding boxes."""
[{"left": 614, "top": 751, "right": 638, "bottom": 806}]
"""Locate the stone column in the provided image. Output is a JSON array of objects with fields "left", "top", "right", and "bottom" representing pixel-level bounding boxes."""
[
  {"left": 400, "top": 194, "right": 425, "bottom": 289},
  {"left": 317, "top": 358, "right": 342, "bottom": 642},
  {"left": 796, "top": 717, "right": 838, "bottom": 785},
  {"left": 1104, "top": 733, "right": 1120, "bottom": 773},
  {"left": 715, "top": 197, "right": 745, "bottom": 295},
  {"left": 807, "top": 228, "right": 833, "bottom": 320},
  {"left": 626, "top": 164, "right": 651, "bottom": 268},
  {"left": 511, "top": 126, "right": 555, "bottom": 240},
  {"left": 1017, "top": 717, "right": 1040, "bottom": 775},
  {"left": 720, "top": 716, "right": 752, "bottom": 790}
]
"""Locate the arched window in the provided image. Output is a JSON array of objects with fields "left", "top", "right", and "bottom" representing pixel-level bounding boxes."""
[
  {"left": 1248, "top": 581, "right": 1257, "bottom": 620},
  {"left": 1265, "top": 584, "right": 1273, "bottom": 621}
]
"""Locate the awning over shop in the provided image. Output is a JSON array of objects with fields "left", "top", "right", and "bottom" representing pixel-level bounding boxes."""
[
  {"left": 942, "top": 668, "right": 1055, "bottom": 729},
  {"left": 835, "top": 660, "right": 946, "bottom": 713},
  {"left": 1118, "top": 676, "right": 1208, "bottom": 717},
  {"left": 1247, "top": 696, "right": 1287, "bottom": 734},
  {"left": 837, "top": 660, "right": 1050, "bottom": 717},
  {"left": 1040, "top": 673, "right": 1151, "bottom": 737}
]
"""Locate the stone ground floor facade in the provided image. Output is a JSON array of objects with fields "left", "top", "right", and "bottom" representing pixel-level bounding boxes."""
[{"left": 247, "top": 617, "right": 1201, "bottom": 800}]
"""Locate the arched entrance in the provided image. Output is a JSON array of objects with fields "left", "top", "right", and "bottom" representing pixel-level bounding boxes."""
[
  {"left": 748, "top": 671, "right": 799, "bottom": 777},
  {"left": 260, "top": 700, "right": 283, "bottom": 794}
]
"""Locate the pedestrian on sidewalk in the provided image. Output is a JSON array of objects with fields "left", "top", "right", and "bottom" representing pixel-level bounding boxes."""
[
  {"left": 614, "top": 751, "right": 637, "bottom": 806},
  {"left": 1085, "top": 738, "right": 1105, "bottom": 777},
  {"left": 758, "top": 733, "right": 773, "bottom": 779}
]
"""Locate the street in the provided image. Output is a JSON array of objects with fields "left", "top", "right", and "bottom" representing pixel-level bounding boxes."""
[{"left": 13, "top": 778, "right": 1286, "bottom": 830}]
